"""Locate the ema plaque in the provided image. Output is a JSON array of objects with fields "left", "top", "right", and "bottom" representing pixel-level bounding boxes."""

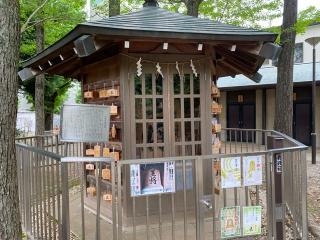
[{"left": 60, "top": 104, "right": 110, "bottom": 143}]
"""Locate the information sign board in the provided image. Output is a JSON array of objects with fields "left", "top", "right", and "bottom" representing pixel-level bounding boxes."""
[{"left": 60, "top": 104, "right": 110, "bottom": 143}]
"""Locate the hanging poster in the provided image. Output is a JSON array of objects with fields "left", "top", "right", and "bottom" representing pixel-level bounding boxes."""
[
  {"left": 221, "top": 206, "right": 241, "bottom": 238},
  {"left": 243, "top": 206, "right": 262, "bottom": 236},
  {"left": 221, "top": 157, "right": 241, "bottom": 188},
  {"left": 130, "top": 162, "right": 175, "bottom": 197},
  {"left": 243, "top": 155, "right": 263, "bottom": 186}
]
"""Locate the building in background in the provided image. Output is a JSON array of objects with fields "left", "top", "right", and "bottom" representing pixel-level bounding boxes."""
[
  {"left": 85, "top": 0, "right": 105, "bottom": 20},
  {"left": 17, "top": 83, "right": 80, "bottom": 135},
  {"left": 218, "top": 23, "right": 320, "bottom": 146}
]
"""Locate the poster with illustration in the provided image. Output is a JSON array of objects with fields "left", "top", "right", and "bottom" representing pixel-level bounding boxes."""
[
  {"left": 221, "top": 206, "right": 241, "bottom": 238},
  {"left": 221, "top": 157, "right": 241, "bottom": 188},
  {"left": 243, "top": 206, "right": 262, "bottom": 236},
  {"left": 243, "top": 155, "right": 263, "bottom": 186},
  {"left": 130, "top": 162, "right": 175, "bottom": 197}
]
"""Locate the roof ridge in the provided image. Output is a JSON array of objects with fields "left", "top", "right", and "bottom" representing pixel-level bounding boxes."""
[{"left": 84, "top": 6, "right": 271, "bottom": 35}]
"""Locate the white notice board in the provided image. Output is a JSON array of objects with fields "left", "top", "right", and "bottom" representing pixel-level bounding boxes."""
[{"left": 60, "top": 104, "right": 110, "bottom": 143}]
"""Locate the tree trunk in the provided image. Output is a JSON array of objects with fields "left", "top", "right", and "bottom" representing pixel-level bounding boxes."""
[
  {"left": 109, "top": 0, "right": 120, "bottom": 17},
  {"left": 35, "top": 21, "right": 45, "bottom": 136},
  {"left": 185, "top": 0, "right": 202, "bottom": 17},
  {"left": 274, "top": 0, "right": 297, "bottom": 136},
  {"left": 0, "top": 1, "right": 22, "bottom": 239},
  {"left": 45, "top": 112, "right": 53, "bottom": 131}
]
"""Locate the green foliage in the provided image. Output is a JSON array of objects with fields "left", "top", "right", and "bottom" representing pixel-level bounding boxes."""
[
  {"left": 199, "top": 0, "right": 282, "bottom": 28},
  {"left": 265, "top": 6, "right": 320, "bottom": 43},
  {"left": 75, "top": 84, "right": 82, "bottom": 104},
  {"left": 295, "top": 6, "right": 320, "bottom": 34},
  {"left": 19, "top": 0, "right": 86, "bottom": 115},
  {"left": 22, "top": 76, "right": 74, "bottom": 114},
  {"left": 93, "top": 0, "right": 282, "bottom": 28},
  {"left": 20, "top": 0, "right": 86, "bottom": 60}
]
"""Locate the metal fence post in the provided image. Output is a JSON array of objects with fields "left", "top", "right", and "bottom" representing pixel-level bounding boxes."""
[
  {"left": 195, "top": 157, "right": 204, "bottom": 240},
  {"left": 23, "top": 148, "right": 32, "bottom": 235},
  {"left": 300, "top": 150, "right": 308, "bottom": 239},
  {"left": 61, "top": 143, "right": 70, "bottom": 240},
  {"left": 267, "top": 136, "right": 285, "bottom": 240}
]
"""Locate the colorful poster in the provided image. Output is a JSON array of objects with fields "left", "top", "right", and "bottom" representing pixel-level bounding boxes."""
[
  {"left": 243, "top": 206, "right": 262, "bottom": 236},
  {"left": 221, "top": 157, "right": 241, "bottom": 188},
  {"left": 243, "top": 155, "right": 263, "bottom": 186},
  {"left": 221, "top": 206, "right": 241, "bottom": 238},
  {"left": 130, "top": 162, "right": 175, "bottom": 197}
]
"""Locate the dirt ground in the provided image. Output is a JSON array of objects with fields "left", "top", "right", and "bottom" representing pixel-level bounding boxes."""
[{"left": 306, "top": 150, "right": 320, "bottom": 238}]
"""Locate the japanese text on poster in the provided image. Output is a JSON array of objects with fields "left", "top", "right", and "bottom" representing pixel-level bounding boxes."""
[
  {"left": 221, "top": 157, "right": 241, "bottom": 188},
  {"left": 243, "top": 155, "right": 263, "bottom": 186},
  {"left": 243, "top": 206, "right": 262, "bottom": 236},
  {"left": 221, "top": 206, "right": 241, "bottom": 238},
  {"left": 130, "top": 162, "right": 175, "bottom": 197}
]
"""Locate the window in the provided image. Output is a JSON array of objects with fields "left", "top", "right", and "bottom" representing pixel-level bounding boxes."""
[{"left": 294, "top": 43, "right": 303, "bottom": 63}]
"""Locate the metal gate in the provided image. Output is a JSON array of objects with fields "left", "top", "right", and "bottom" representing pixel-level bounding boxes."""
[
  {"left": 111, "top": 130, "right": 308, "bottom": 240},
  {"left": 16, "top": 129, "right": 308, "bottom": 240}
]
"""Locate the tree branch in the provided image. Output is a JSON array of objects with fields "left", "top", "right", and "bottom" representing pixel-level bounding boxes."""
[
  {"left": 22, "top": 16, "right": 81, "bottom": 32},
  {"left": 21, "top": 0, "right": 50, "bottom": 33}
]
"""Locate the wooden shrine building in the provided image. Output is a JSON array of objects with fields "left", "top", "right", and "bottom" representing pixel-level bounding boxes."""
[{"left": 19, "top": 0, "right": 279, "bottom": 222}]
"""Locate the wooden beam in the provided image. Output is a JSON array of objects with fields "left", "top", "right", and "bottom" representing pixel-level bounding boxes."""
[
  {"left": 218, "top": 61, "right": 238, "bottom": 76},
  {"left": 96, "top": 35, "right": 263, "bottom": 46},
  {"left": 215, "top": 47, "right": 257, "bottom": 68},
  {"left": 215, "top": 47, "right": 258, "bottom": 74},
  {"left": 18, "top": 67, "right": 39, "bottom": 81},
  {"left": 205, "top": 45, "right": 217, "bottom": 76}
]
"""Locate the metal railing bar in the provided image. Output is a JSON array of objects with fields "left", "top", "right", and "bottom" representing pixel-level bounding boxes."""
[
  {"left": 223, "top": 128, "right": 307, "bottom": 148},
  {"left": 51, "top": 157, "right": 57, "bottom": 240},
  {"left": 95, "top": 161, "right": 102, "bottom": 240},
  {"left": 265, "top": 153, "right": 273, "bottom": 240},
  {"left": 47, "top": 156, "right": 52, "bottom": 240},
  {"left": 42, "top": 156, "right": 48, "bottom": 240},
  {"left": 211, "top": 158, "right": 216, "bottom": 239},
  {"left": 36, "top": 152, "right": 44, "bottom": 238},
  {"left": 56, "top": 159, "right": 62, "bottom": 239},
  {"left": 16, "top": 143, "right": 61, "bottom": 161},
  {"left": 132, "top": 196, "right": 136, "bottom": 240},
  {"left": 183, "top": 160, "right": 187, "bottom": 240},
  {"left": 80, "top": 163, "right": 86, "bottom": 240},
  {"left": 158, "top": 194, "right": 162, "bottom": 240},
  {"left": 111, "top": 161, "right": 117, "bottom": 240},
  {"left": 171, "top": 193, "right": 175, "bottom": 240},
  {"left": 61, "top": 157, "right": 112, "bottom": 163},
  {"left": 146, "top": 195, "right": 150, "bottom": 240},
  {"left": 117, "top": 162, "right": 123, "bottom": 240}
]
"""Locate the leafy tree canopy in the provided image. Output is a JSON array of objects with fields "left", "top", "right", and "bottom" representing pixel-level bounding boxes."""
[
  {"left": 267, "top": 6, "right": 320, "bottom": 42},
  {"left": 19, "top": 0, "right": 86, "bottom": 117},
  {"left": 22, "top": 76, "right": 73, "bottom": 114},
  {"left": 20, "top": 0, "right": 86, "bottom": 60},
  {"left": 92, "top": 0, "right": 282, "bottom": 28}
]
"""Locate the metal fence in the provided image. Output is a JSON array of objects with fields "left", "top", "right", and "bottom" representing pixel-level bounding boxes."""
[
  {"left": 16, "top": 129, "right": 308, "bottom": 240},
  {"left": 16, "top": 135, "right": 82, "bottom": 239}
]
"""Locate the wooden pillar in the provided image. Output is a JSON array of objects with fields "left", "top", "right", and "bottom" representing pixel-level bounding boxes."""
[{"left": 262, "top": 89, "right": 267, "bottom": 145}]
